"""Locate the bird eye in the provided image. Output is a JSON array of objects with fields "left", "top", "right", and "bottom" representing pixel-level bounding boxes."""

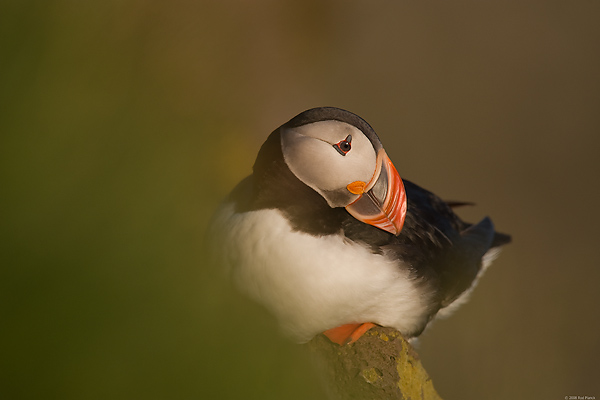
[{"left": 333, "top": 135, "right": 352, "bottom": 156}]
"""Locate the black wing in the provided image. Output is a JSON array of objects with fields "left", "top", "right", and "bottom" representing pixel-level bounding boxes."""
[{"left": 393, "top": 180, "right": 509, "bottom": 307}]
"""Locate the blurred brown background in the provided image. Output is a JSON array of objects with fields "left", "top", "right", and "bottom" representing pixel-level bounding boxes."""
[{"left": 2, "top": 1, "right": 599, "bottom": 399}]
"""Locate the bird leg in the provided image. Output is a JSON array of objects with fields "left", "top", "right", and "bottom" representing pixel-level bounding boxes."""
[{"left": 323, "top": 322, "right": 376, "bottom": 345}]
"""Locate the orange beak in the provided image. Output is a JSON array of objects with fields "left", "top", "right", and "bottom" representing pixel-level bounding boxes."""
[{"left": 345, "top": 150, "right": 407, "bottom": 235}]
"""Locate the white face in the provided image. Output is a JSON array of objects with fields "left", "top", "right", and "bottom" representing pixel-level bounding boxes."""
[{"left": 280, "top": 120, "right": 378, "bottom": 208}]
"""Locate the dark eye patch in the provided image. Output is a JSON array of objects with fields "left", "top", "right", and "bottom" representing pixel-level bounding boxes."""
[{"left": 333, "top": 135, "right": 352, "bottom": 156}]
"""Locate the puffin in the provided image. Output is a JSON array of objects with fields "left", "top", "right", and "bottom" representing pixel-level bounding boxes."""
[{"left": 209, "top": 107, "right": 510, "bottom": 345}]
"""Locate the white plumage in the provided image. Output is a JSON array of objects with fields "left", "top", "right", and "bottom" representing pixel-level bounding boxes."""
[{"left": 211, "top": 203, "right": 433, "bottom": 343}]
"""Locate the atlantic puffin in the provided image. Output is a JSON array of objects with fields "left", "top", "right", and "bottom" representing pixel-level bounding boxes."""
[{"left": 209, "top": 107, "right": 510, "bottom": 345}]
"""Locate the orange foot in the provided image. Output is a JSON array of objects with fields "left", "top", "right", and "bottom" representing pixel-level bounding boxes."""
[{"left": 323, "top": 322, "right": 376, "bottom": 345}]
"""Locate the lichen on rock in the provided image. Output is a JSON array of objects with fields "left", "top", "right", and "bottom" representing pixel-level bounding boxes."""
[{"left": 307, "top": 325, "right": 442, "bottom": 399}]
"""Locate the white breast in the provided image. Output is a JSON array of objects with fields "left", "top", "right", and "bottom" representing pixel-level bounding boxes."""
[{"left": 210, "top": 203, "right": 434, "bottom": 343}]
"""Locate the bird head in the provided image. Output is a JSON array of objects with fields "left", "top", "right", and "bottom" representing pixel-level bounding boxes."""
[{"left": 276, "top": 107, "right": 406, "bottom": 235}]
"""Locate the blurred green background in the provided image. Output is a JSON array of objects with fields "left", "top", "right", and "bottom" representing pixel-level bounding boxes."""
[{"left": 2, "top": 1, "right": 599, "bottom": 399}]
